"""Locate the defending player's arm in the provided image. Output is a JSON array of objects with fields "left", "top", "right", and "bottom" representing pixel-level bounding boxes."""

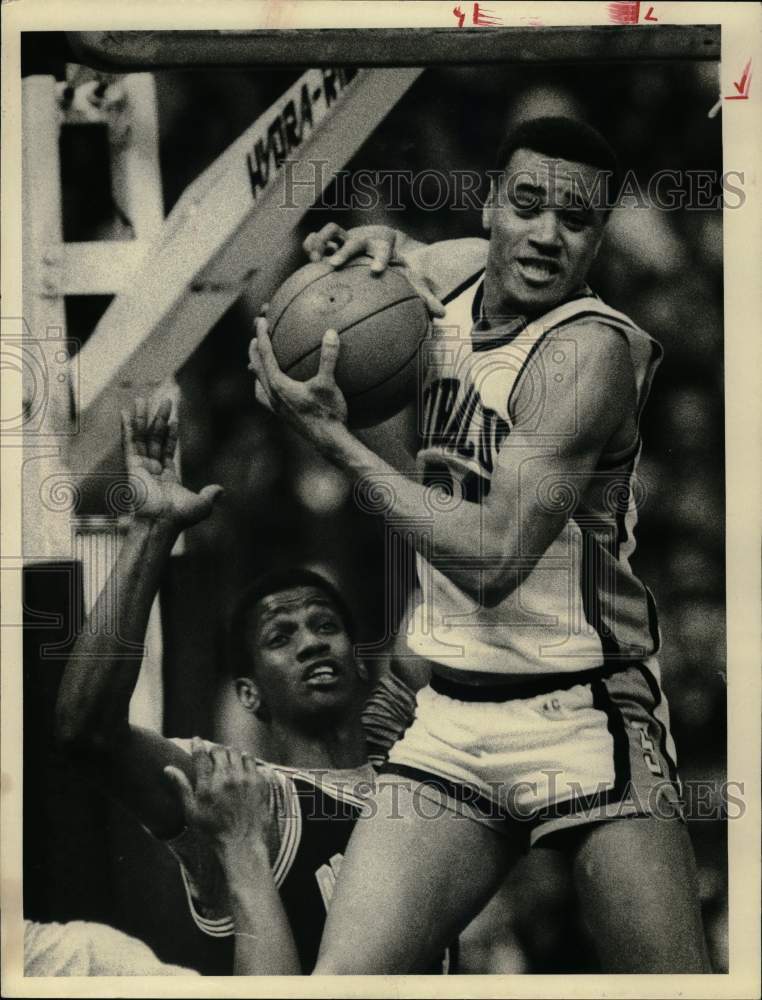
[
  {"left": 165, "top": 741, "right": 301, "bottom": 975},
  {"left": 54, "top": 399, "right": 223, "bottom": 839},
  {"left": 249, "top": 320, "right": 636, "bottom": 605}
]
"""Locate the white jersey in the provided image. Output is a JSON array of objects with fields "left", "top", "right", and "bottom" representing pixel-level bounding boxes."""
[{"left": 405, "top": 256, "right": 663, "bottom": 677}]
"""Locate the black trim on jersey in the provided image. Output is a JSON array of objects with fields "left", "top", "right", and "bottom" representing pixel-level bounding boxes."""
[
  {"left": 645, "top": 586, "right": 661, "bottom": 654},
  {"left": 579, "top": 525, "right": 622, "bottom": 661},
  {"left": 429, "top": 663, "right": 623, "bottom": 702},
  {"left": 636, "top": 337, "right": 665, "bottom": 425},
  {"left": 505, "top": 302, "right": 630, "bottom": 422},
  {"left": 470, "top": 276, "right": 485, "bottom": 320},
  {"left": 635, "top": 663, "right": 679, "bottom": 786},
  {"left": 469, "top": 280, "right": 531, "bottom": 354},
  {"left": 613, "top": 455, "right": 637, "bottom": 552},
  {"left": 441, "top": 268, "right": 484, "bottom": 306},
  {"left": 471, "top": 319, "right": 528, "bottom": 354}
]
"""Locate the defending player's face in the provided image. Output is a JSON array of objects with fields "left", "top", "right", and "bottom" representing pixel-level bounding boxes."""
[
  {"left": 246, "top": 586, "right": 364, "bottom": 722},
  {"left": 482, "top": 147, "right": 607, "bottom": 316}
]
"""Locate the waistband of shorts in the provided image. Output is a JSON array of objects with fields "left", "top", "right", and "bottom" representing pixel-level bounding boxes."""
[{"left": 429, "top": 662, "right": 636, "bottom": 702}]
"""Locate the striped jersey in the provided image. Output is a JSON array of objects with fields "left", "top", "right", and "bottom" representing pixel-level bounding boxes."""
[
  {"left": 165, "top": 752, "right": 375, "bottom": 971},
  {"left": 163, "top": 675, "right": 439, "bottom": 972},
  {"left": 405, "top": 245, "right": 663, "bottom": 676}
]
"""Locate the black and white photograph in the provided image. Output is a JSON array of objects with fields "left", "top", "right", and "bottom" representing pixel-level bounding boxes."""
[{"left": 2, "top": 3, "right": 760, "bottom": 996}]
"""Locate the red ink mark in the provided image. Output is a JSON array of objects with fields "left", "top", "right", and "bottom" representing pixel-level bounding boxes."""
[
  {"left": 725, "top": 59, "right": 752, "bottom": 100},
  {"left": 607, "top": 1, "right": 640, "bottom": 24},
  {"left": 453, "top": 2, "right": 502, "bottom": 27},
  {"left": 520, "top": 15, "right": 544, "bottom": 27},
  {"left": 644, "top": 6, "right": 658, "bottom": 20},
  {"left": 472, "top": 3, "right": 502, "bottom": 26}
]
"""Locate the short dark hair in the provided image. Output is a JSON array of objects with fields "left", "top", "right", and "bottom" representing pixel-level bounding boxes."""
[
  {"left": 494, "top": 116, "right": 622, "bottom": 211},
  {"left": 228, "top": 567, "right": 356, "bottom": 680}
]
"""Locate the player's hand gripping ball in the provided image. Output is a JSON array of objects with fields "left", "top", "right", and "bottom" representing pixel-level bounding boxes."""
[{"left": 261, "top": 256, "right": 430, "bottom": 428}]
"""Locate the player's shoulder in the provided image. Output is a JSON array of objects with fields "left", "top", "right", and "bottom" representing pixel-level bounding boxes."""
[
  {"left": 539, "top": 319, "right": 637, "bottom": 404},
  {"left": 544, "top": 294, "right": 655, "bottom": 373},
  {"left": 550, "top": 294, "right": 657, "bottom": 349},
  {"left": 413, "top": 237, "right": 489, "bottom": 301}
]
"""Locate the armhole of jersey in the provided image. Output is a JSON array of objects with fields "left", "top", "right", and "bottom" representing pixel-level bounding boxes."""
[
  {"left": 271, "top": 771, "right": 302, "bottom": 889},
  {"left": 177, "top": 862, "right": 234, "bottom": 938},
  {"left": 505, "top": 302, "right": 651, "bottom": 429},
  {"left": 441, "top": 267, "right": 485, "bottom": 306}
]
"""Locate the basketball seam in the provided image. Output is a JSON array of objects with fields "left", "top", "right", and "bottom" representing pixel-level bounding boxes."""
[
  {"left": 347, "top": 336, "right": 424, "bottom": 402},
  {"left": 280, "top": 295, "right": 426, "bottom": 384},
  {"left": 270, "top": 260, "right": 409, "bottom": 342}
]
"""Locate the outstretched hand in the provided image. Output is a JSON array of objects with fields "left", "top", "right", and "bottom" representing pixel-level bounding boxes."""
[
  {"left": 303, "top": 222, "right": 446, "bottom": 318},
  {"left": 248, "top": 314, "right": 349, "bottom": 451},
  {"left": 121, "top": 398, "right": 223, "bottom": 528},
  {"left": 164, "top": 738, "right": 272, "bottom": 857}
]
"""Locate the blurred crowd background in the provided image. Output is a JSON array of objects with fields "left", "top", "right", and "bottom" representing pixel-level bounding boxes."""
[{"left": 56, "top": 58, "right": 727, "bottom": 972}]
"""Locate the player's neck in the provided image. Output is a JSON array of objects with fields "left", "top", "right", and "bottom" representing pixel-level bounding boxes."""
[
  {"left": 268, "top": 717, "right": 368, "bottom": 772},
  {"left": 482, "top": 266, "right": 586, "bottom": 326}
]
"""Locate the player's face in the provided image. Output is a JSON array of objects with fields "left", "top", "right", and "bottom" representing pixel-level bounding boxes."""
[
  {"left": 482, "top": 147, "right": 607, "bottom": 317},
  {"left": 246, "top": 586, "right": 364, "bottom": 724}
]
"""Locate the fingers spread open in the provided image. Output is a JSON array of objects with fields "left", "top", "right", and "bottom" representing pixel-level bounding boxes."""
[
  {"left": 226, "top": 749, "right": 246, "bottom": 781},
  {"left": 326, "top": 235, "right": 364, "bottom": 268},
  {"left": 163, "top": 420, "right": 179, "bottom": 468},
  {"left": 254, "top": 381, "right": 274, "bottom": 412},
  {"left": 369, "top": 236, "right": 394, "bottom": 274},
  {"left": 317, "top": 329, "right": 340, "bottom": 384},
  {"left": 304, "top": 223, "right": 347, "bottom": 262},
  {"left": 147, "top": 399, "right": 172, "bottom": 462},
  {"left": 191, "top": 736, "right": 213, "bottom": 785},
  {"left": 163, "top": 766, "right": 194, "bottom": 810},
  {"left": 253, "top": 320, "right": 284, "bottom": 386},
  {"left": 121, "top": 410, "right": 135, "bottom": 461},
  {"left": 131, "top": 398, "right": 148, "bottom": 457},
  {"left": 199, "top": 483, "right": 224, "bottom": 508},
  {"left": 248, "top": 336, "right": 276, "bottom": 411},
  {"left": 209, "top": 745, "right": 232, "bottom": 775}
]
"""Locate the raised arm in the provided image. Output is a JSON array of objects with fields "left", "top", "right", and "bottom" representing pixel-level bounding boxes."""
[
  {"left": 54, "top": 398, "right": 223, "bottom": 838},
  {"left": 165, "top": 742, "right": 301, "bottom": 975},
  {"left": 248, "top": 320, "right": 636, "bottom": 605}
]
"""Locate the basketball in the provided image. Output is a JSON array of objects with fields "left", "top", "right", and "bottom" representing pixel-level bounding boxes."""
[{"left": 266, "top": 256, "right": 430, "bottom": 427}]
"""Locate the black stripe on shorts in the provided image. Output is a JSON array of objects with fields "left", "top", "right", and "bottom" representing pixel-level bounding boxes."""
[
  {"left": 378, "top": 763, "right": 513, "bottom": 825},
  {"left": 429, "top": 664, "right": 623, "bottom": 703}
]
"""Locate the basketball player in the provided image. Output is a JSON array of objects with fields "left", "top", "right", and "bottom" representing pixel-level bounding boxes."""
[
  {"left": 248, "top": 116, "right": 711, "bottom": 973},
  {"left": 53, "top": 398, "right": 432, "bottom": 974}
]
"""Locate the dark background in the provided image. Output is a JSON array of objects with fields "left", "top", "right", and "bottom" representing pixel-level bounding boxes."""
[{"left": 23, "top": 43, "right": 727, "bottom": 974}]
